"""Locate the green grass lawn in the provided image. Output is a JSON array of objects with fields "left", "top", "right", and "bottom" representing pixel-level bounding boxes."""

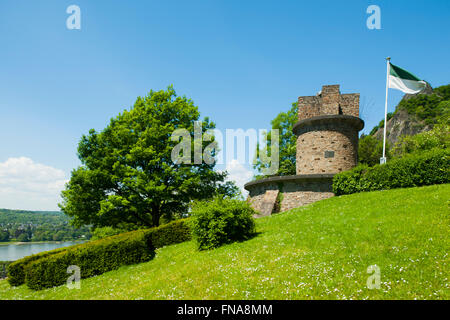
[{"left": 1, "top": 184, "right": 449, "bottom": 300}]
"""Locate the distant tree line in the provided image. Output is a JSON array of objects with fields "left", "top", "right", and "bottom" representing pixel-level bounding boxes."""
[{"left": 0, "top": 209, "right": 91, "bottom": 242}]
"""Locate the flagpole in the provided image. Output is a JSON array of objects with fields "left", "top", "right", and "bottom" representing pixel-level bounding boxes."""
[{"left": 381, "top": 57, "right": 390, "bottom": 165}]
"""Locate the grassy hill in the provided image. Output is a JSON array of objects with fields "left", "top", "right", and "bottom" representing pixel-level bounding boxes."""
[{"left": 0, "top": 184, "right": 448, "bottom": 300}]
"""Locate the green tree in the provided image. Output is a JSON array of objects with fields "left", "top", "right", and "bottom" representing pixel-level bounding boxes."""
[
  {"left": 52, "top": 231, "right": 65, "bottom": 241},
  {"left": 16, "top": 233, "right": 30, "bottom": 242},
  {"left": 60, "top": 86, "right": 232, "bottom": 228},
  {"left": 0, "top": 230, "right": 9, "bottom": 242},
  {"left": 254, "top": 102, "right": 297, "bottom": 177}
]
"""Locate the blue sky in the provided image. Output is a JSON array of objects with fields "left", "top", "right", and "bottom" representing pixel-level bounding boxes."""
[{"left": 0, "top": 0, "right": 449, "bottom": 210}]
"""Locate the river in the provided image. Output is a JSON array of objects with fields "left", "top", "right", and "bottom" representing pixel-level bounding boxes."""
[{"left": 0, "top": 241, "right": 84, "bottom": 261}]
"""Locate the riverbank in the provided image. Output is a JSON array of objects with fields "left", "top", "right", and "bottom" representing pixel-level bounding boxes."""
[
  {"left": 0, "top": 240, "right": 87, "bottom": 262},
  {"left": 0, "top": 261, "right": 11, "bottom": 279},
  {"left": 0, "top": 240, "right": 87, "bottom": 246}
]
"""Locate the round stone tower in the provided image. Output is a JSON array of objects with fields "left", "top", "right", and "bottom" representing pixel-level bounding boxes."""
[
  {"left": 244, "top": 84, "right": 364, "bottom": 217},
  {"left": 293, "top": 85, "right": 364, "bottom": 174}
]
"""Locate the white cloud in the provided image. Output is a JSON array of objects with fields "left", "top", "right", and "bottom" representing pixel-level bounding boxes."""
[
  {"left": 225, "top": 159, "right": 254, "bottom": 198},
  {"left": 0, "top": 157, "right": 68, "bottom": 211}
]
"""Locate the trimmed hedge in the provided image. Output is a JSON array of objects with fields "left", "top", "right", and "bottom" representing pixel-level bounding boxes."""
[
  {"left": 148, "top": 218, "right": 191, "bottom": 248},
  {"left": 7, "top": 246, "right": 72, "bottom": 286},
  {"left": 333, "top": 148, "right": 450, "bottom": 195},
  {"left": 19, "top": 218, "right": 191, "bottom": 290},
  {"left": 25, "top": 230, "right": 153, "bottom": 290},
  {"left": 1, "top": 261, "right": 11, "bottom": 279}
]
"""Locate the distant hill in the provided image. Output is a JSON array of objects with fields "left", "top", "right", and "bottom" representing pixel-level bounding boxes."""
[
  {"left": 0, "top": 209, "right": 68, "bottom": 226},
  {"left": 0, "top": 209, "right": 62, "bottom": 215},
  {"left": 370, "top": 83, "right": 449, "bottom": 146},
  {"left": 0, "top": 209, "right": 91, "bottom": 242}
]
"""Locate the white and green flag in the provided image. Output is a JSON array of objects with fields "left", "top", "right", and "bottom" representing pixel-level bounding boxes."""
[
  {"left": 388, "top": 62, "right": 426, "bottom": 94},
  {"left": 380, "top": 59, "right": 426, "bottom": 164}
]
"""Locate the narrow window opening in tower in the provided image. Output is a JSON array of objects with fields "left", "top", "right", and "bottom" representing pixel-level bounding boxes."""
[{"left": 338, "top": 105, "right": 343, "bottom": 115}]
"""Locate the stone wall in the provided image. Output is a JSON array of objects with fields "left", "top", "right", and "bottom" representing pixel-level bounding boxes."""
[
  {"left": 340, "top": 94, "right": 360, "bottom": 117},
  {"left": 246, "top": 175, "right": 334, "bottom": 214},
  {"left": 297, "top": 85, "right": 359, "bottom": 121},
  {"left": 245, "top": 84, "right": 363, "bottom": 215},
  {"left": 296, "top": 129, "right": 357, "bottom": 174},
  {"left": 294, "top": 116, "right": 363, "bottom": 175},
  {"left": 247, "top": 184, "right": 277, "bottom": 213},
  {"left": 278, "top": 180, "right": 334, "bottom": 212},
  {"left": 298, "top": 96, "right": 321, "bottom": 120}
]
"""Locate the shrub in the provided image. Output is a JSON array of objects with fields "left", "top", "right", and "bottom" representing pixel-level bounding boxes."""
[
  {"left": 7, "top": 246, "right": 72, "bottom": 286},
  {"left": 391, "top": 123, "right": 450, "bottom": 158},
  {"left": 0, "top": 261, "right": 11, "bottom": 279},
  {"left": 333, "top": 148, "right": 450, "bottom": 195},
  {"left": 190, "top": 198, "right": 256, "bottom": 250},
  {"left": 332, "top": 164, "right": 369, "bottom": 195},
  {"left": 20, "top": 219, "right": 191, "bottom": 290}
]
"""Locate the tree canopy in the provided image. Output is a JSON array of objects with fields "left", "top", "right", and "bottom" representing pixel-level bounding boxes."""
[{"left": 60, "top": 86, "right": 235, "bottom": 229}]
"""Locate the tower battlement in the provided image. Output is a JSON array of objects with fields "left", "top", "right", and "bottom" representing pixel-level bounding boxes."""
[{"left": 297, "top": 85, "right": 359, "bottom": 121}]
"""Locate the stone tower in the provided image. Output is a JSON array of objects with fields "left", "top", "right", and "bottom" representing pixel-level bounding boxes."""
[
  {"left": 245, "top": 84, "right": 364, "bottom": 217},
  {"left": 293, "top": 85, "right": 364, "bottom": 175}
]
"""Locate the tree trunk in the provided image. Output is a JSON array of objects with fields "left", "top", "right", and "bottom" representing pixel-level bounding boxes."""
[{"left": 152, "top": 207, "right": 160, "bottom": 227}]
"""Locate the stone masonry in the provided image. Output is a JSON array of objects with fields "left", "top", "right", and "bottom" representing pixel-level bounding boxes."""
[
  {"left": 297, "top": 85, "right": 360, "bottom": 120},
  {"left": 245, "top": 84, "right": 364, "bottom": 215}
]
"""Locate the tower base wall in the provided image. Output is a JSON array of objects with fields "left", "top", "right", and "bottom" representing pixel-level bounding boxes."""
[{"left": 244, "top": 174, "right": 334, "bottom": 216}]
